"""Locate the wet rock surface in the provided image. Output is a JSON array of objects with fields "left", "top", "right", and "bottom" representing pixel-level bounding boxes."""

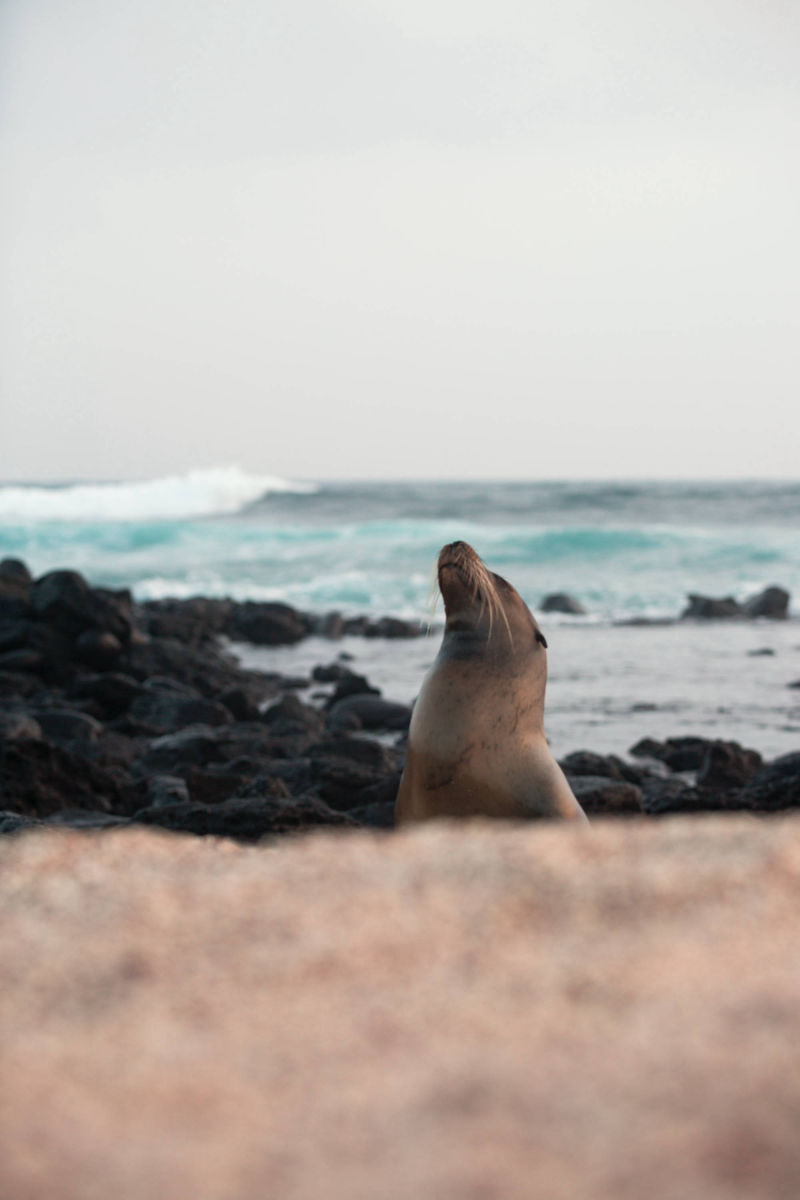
[{"left": 2, "top": 818, "right": 800, "bottom": 1200}]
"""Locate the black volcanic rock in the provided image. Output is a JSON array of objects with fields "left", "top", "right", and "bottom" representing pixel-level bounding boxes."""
[
  {"left": 738, "top": 753, "right": 800, "bottom": 812},
  {"left": 0, "top": 618, "right": 34, "bottom": 654},
  {"left": 0, "top": 648, "right": 44, "bottom": 674},
  {"left": 695, "top": 741, "right": 763, "bottom": 791},
  {"left": 0, "top": 738, "right": 137, "bottom": 818},
  {"left": 226, "top": 602, "right": 310, "bottom": 646},
  {"left": 122, "top": 636, "right": 263, "bottom": 700},
  {"left": 559, "top": 750, "right": 648, "bottom": 785},
  {"left": 327, "top": 694, "right": 411, "bottom": 732},
  {"left": 261, "top": 694, "right": 324, "bottom": 738},
  {"left": 566, "top": 775, "right": 643, "bottom": 817},
  {"left": 0, "top": 710, "right": 43, "bottom": 741},
  {"left": 139, "top": 598, "right": 233, "bottom": 645},
  {"left": 32, "top": 708, "right": 104, "bottom": 744},
  {"left": 0, "top": 559, "right": 32, "bottom": 600},
  {"left": 629, "top": 736, "right": 713, "bottom": 772},
  {"left": 128, "top": 687, "right": 233, "bottom": 735},
  {"left": 31, "top": 570, "right": 132, "bottom": 642},
  {"left": 541, "top": 593, "right": 587, "bottom": 615},
  {"left": 681, "top": 594, "right": 745, "bottom": 620},
  {"left": 744, "top": 586, "right": 790, "bottom": 620},
  {"left": 133, "top": 725, "right": 228, "bottom": 776},
  {"left": 69, "top": 673, "right": 144, "bottom": 719},
  {"left": 310, "top": 756, "right": 393, "bottom": 811},
  {"left": 349, "top": 800, "right": 396, "bottom": 828},
  {"left": 640, "top": 777, "right": 705, "bottom": 816},
  {"left": 133, "top": 795, "right": 354, "bottom": 840},
  {"left": 75, "top": 630, "right": 123, "bottom": 670},
  {"left": 309, "top": 736, "right": 398, "bottom": 772}
]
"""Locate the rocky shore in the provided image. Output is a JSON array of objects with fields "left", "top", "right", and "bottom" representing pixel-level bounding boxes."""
[{"left": 2, "top": 558, "right": 799, "bottom": 836}]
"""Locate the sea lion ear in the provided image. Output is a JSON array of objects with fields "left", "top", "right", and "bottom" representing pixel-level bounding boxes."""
[{"left": 534, "top": 624, "right": 548, "bottom": 648}]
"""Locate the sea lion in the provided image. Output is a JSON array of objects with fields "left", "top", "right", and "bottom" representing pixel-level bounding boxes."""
[{"left": 395, "top": 541, "right": 586, "bottom": 825}]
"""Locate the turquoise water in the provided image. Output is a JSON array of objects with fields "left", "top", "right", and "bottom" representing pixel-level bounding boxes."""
[{"left": 1, "top": 470, "right": 798, "bottom": 621}]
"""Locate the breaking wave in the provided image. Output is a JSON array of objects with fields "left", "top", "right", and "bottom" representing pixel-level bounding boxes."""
[{"left": 0, "top": 466, "right": 316, "bottom": 522}]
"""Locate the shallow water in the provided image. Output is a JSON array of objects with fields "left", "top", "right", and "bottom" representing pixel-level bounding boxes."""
[{"left": 234, "top": 618, "right": 800, "bottom": 760}]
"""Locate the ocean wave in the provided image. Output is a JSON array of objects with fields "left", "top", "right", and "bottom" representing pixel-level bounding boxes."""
[{"left": 0, "top": 466, "right": 317, "bottom": 522}]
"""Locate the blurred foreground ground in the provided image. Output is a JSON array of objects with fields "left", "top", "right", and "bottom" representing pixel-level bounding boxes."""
[{"left": 1, "top": 817, "right": 799, "bottom": 1200}]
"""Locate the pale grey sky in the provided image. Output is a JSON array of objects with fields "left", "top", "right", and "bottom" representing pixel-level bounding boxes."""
[{"left": 2, "top": 0, "right": 798, "bottom": 482}]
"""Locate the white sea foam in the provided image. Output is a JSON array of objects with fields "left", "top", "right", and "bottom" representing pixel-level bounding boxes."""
[{"left": 0, "top": 466, "right": 316, "bottom": 522}]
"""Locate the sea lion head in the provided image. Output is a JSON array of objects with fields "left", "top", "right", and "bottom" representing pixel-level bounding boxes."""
[{"left": 436, "top": 541, "right": 547, "bottom": 656}]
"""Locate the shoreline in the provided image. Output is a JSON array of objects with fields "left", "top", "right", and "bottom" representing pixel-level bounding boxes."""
[{"left": 1, "top": 558, "right": 799, "bottom": 837}]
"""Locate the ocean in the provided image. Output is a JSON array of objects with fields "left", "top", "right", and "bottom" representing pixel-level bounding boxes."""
[{"left": 2, "top": 467, "right": 799, "bottom": 759}]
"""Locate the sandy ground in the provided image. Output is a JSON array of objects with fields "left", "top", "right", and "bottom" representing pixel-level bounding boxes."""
[{"left": 1, "top": 816, "right": 800, "bottom": 1200}]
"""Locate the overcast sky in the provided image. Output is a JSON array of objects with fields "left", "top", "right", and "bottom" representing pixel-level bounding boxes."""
[{"left": 2, "top": 0, "right": 798, "bottom": 482}]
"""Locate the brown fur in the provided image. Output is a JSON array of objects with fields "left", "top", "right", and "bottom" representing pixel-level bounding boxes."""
[{"left": 395, "top": 542, "right": 586, "bottom": 825}]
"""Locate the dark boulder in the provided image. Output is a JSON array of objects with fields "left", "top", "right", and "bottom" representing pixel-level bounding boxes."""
[
  {"left": 327, "top": 694, "right": 411, "bottom": 732},
  {"left": 238, "top": 759, "right": 314, "bottom": 796},
  {"left": 744, "top": 586, "right": 790, "bottom": 620},
  {"left": 182, "top": 765, "right": 261, "bottom": 806},
  {"left": 0, "top": 618, "right": 34, "bottom": 654},
  {"left": 0, "top": 738, "right": 137, "bottom": 818},
  {"left": 681, "top": 594, "right": 744, "bottom": 620},
  {"left": 348, "top": 771, "right": 402, "bottom": 811},
  {"left": 69, "top": 673, "right": 143, "bottom": 720},
  {"left": 32, "top": 708, "right": 103, "bottom": 744},
  {"left": 640, "top": 777, "right": 705, "bottom": 816},
  {"left": 31, "top": 570, "right": 132, "bottom": 642},
  {"left": 0, "top": 810, "right": 39, "bottom": 835},
  {"left": 325, "top": 671, "right": 381, "bottom": 708},
  {"left": 566, "top": 775, "right": 643, "bottom": 817},
  {"left": 310, "top": 756, "right": 392, "bottom": 811},
  {"left": 559, "top": 750, "right": 648, "bottom": 784},
  {"left": 226, "top": 602, "right": 310, "bottom": 646},
  {"left": 216, "top": 686, "right": 264, "bottom": 723},
  {"left": 133, "top": 794, "right": 354, "bottom": 840},
  {"left": 314, "top": 611, "right": 345, "bottom": 639},
  {"left": 144, "top": 775, "right": 191, "bottom": 808},
  {"left": 0, "top": 669, "right": 40, "bottom": 698},
  {"left": 79, "top": 732, "right": 143, "bottom": 771},
  {"left": 349, "top": 800, "right": 396, "bottom": 828},
  {"left": 0, "top": 710, "right": 42, "bottom": 741},
  {"left": 738, "top": 753, "right": 800, "bottom": 812},
  {"left": 0, "top": 558, "right": 32, "bottom": 600},
  {"left": 0, "top": 648, "right": 44, "bottom": 674},
  {"left": 310, "top": 736, "right": 398, "bottom": 772},
  {"left": 10, "top": 622, "right": 74, "bottom": 683},
  {"left": 695, "top": 741, "right": 763, "bottom": 791},
  {"left": 630, "top": 736, "right": 713, "bottom": 772},
  {"left": 540, "top": 593, "right": 587, "bottom": 616},
  {"left": 261, "top": 694, "right": 323, "bottom": 738},
  {"left": 133, "top": 725, "right": 228, "bottom": 776},
  {"left": 128, "top": 688, "right": 233, "bottom": 735},
  {"left": 123, "top": 636, "right": 256, "bottom": 698},
  {"left": 363, "top": 616, "right": 423, "bottom": 639},
  {"left": 75, "top": 630, "right": 123, "bottom": 670},
  {"left": 139, "top": 597, "right": 233, "bottom": 645}
]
